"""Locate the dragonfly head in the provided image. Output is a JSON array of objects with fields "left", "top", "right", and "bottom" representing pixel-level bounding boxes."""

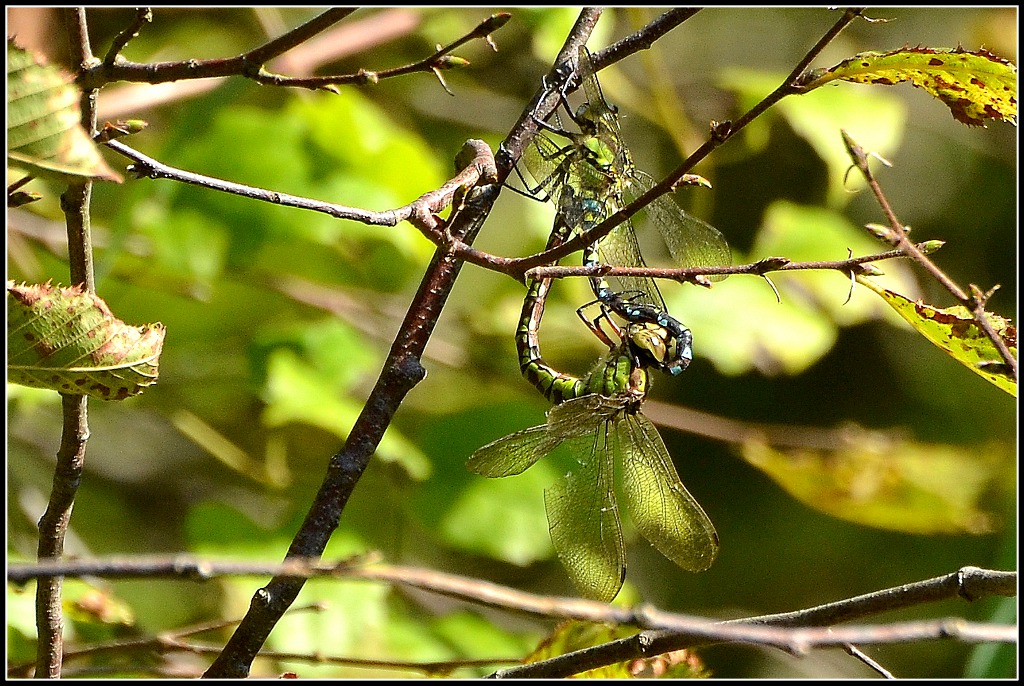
[{"left": 626, "top": 321, "right": 693, "bottom": 376}]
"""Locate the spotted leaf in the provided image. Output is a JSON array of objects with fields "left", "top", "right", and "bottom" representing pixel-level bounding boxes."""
[
  {"left": 804, "top": 47, "right": 1017, "bottom": 127},
  {"left": 7, "top": 281, "right": 164, "bottom": 400}
]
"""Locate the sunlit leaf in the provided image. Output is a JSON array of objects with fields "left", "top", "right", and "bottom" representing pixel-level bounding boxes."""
[
  {"left": 6, "top": 39, "right": 121, "bottom": 182},
  {"left": 857, "top": 276, "right": 1017, "bottom": 397},
  {"left": 742, "top": 429, "right": 1012, "bottom": 534},
  {"left": 260, "top": 347, "right": 431, "bottom": 480},
  {"left": 720, "top": 68, "right": 906, "bottom": 207},
  {"left": 442, "top": 465, "right": 555, "bottom": 565},
  {"left": 805, "top": 47, "right": 1017, "bottom": 127},
  {"left": 7, "top": 281, "right": 164, "bottom": 400},
  {"left": 678, "top": 202, "right": 918, "bottom": 376}
]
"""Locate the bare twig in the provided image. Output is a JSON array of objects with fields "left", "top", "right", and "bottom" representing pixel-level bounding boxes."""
[
  {"left": 841, "top": 130, "right": 1018, "bottom": 380},
  {"left": 79, "top": 8, "right": 355, "bottom": 89},
  {"left": 105, "top": 138, "right": 496, "bottom": 235},
  {"left": 10, "top": 556, "right": 1014, "bottom": 624},
  {"left": 13, "top": 603, "right": 514, "bottom": 679},
  {"left": 78, "top": 8, "right": 508, "bottom": 94},
  {"left": 527, "top": 8, "right": 867, "bottom": 273},
  {"left": 492, "top": 617, "right": 1014, "bottom": 678},
  {"left": 101, "top": 7, "right": 152, "bottom": 66},
  {"left": 590, "top": 8, "right": 702, "bottom": 72},
  {"left": 523, "top": 248, "right": 924, "bottom": 284},
  {"left": 10, "top": 554, "right": 1013, "bottom": 678},
  {"left": 30, "top": 8, "right": 104, "bottom": 678}
]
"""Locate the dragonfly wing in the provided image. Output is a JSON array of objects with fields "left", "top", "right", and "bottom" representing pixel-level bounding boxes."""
[
  {"left": 545, "top": 421, "right": 625, "bottom": 602},
  {"left": 467, "top": 396, "right": 624, "bottom": 477},
  {"left": 617, "top": 412, "right": 719, "bottom": 572},
  {"left": 547, "top": 394, "right": 624, "bottom": 438},
  {"left": 467, "top": 424, "right": 562, "bottom": 477},
  {"left": 521, "top": 132, "right": 570, "bottom": 204},
  {"left": 628, "top": 170, "right": 732, "bottom": 280},
  {"left": 597, "top": 215, "right": 668, "bottom": 312},
  {"left": 576, "top": 47, "right": 604, "bottom": 114}
]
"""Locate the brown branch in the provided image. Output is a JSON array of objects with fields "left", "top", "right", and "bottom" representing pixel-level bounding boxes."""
[
  {"left": 11, "top": 556, "right": 1014, "bottom": 625},
  {"left": 79, "top": 8, "right": 356, "bottom": 89},
  {"left": 491, "top": 565, "right": 1016, "bottom": 678},
  {"left": 79, "top": 8, "right": 509, "bottom": 94},
  {"left": 523, "top": 248, "right": 924, "bottom": 284},
  {"left": 11, "top": 557, "right": 1012, "bottom": 679},
  {"left": 841, "top": 131, "right": 1018, "bottom": 380},
  {"left": 529, "top": 8, "right": 867, "bottom": 271},
  {"left": 105, "top": 138, "right": 496, "bottom": 235},
  {"left": 31, "top": 8, "right": 103, "bottom": 678},
  {"left": 101, "top": 7, "right": 152, "bottom": 66},
  {"left": 589, "top": 8, "right": 702, "bottom": 72}
]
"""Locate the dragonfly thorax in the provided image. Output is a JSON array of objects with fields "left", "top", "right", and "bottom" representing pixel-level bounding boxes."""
[{"left": 582, "top": 350, "right": 649, "bottom": 408}]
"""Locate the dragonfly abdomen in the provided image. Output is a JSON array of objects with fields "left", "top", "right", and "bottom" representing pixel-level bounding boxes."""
[{"left": 517, "top": 281, "right": 586, "bottom": 403}]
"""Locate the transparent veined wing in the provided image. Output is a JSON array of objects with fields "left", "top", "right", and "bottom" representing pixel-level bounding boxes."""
[
  {"left": 467, "top": 395, "right": 625, "bottom": 477},
  {"left": 617, "top": 412, "right": 719, "bottom": 572},
  {"left": 626, "top": 169, "right": 732, "bottom": 281},
  {"left": 520, "top": 131, "right": 574, "bottom": 205},
  {"left": 593, "top": 209, "right": 669, "bottom": 313},
  {"left": 544, "top": 419, "right": 625, "bottom": 603},
  {"left": 466, "top": 424, "right": 562, "bottom": 478},
  {"left": 546, "top": 394, "right": 619, "bottom": 435}
]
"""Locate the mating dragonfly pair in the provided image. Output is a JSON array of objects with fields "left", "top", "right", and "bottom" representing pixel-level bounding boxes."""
[{"left": 468, "top": 47, "right": 732, "bottom": 602}]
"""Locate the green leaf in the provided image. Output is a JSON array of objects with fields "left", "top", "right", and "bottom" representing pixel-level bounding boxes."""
[
  {"left": 677, "top": 202, "right": 918, "bottom": 376},
  {"left": 805, "top": 47, "right": 1018, "bottom": 127},
  {"left": 6, "top": 39, "right": 121, "bottom": 182},
  {"left": 742, "top": 432, "right": 1013, "bottom": 534},
  {"left": 259, "top": 346, "right": 431, "bottom": 480},
  {"left": 720, "top": 68, "right": 907, "bottom": 208},
  {"left": 7, "top": 281, "right": 165, "bottom": 400},
  {"left": 441, "top": 463, "right": 555, "bottom": 565},
  {"left": 856, "top": 276, "right": 1017, "bottom": 397}
]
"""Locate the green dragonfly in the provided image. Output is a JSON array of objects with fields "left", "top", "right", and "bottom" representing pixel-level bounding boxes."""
[
  {"left": 467, "top": 213, "right": 718, "bottom": 602},
  {"left": 520, "top": 46, "right": 732, "bottom": 374}
]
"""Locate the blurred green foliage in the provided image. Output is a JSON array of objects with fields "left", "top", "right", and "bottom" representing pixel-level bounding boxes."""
[{"left": 7, "top": 7, "right": 1016, "bottom": 678}]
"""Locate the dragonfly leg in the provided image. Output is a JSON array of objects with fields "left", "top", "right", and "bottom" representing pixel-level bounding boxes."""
[{"left": 575, "top": 298, "right": 622, "bottom": 351}]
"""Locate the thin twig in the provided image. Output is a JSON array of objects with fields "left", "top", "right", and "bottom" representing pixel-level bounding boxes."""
[
  {"left": 77, "top": 8, "right": 507, "bottom": 94},
  {"left": 106, "top": 137, "right": 496, "bottom": 243},
  {"left": 10, "top": 557, "right": 1015, "bottom": 625},
  {"left": 842, "top": 131, "right": 1018, "bottom": 379},
  {"left": 102, "top": 7, "right": 152, "bottom": 66},
  {"left": 528, "top": 8, "right": 866, "bottom": 272},
  {"left": 590, "top": 8, "right": 702, "bottom": 72},
  {"left": 524, "top": 248, "right": 923, "bottom": 283},
  {"left": 10, "top": 554, "right": 1013, "bottom": 678},
  {"left": 31, "top": 8, "right": 103, "bottom": 678}
]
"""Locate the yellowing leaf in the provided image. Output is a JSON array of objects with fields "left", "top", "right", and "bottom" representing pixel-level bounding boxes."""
[
  {"left": 805, "top": 47, "right": 1017, "bottom": 127},
  {"left": 857, "top": 276, "right": 1017, "bottom": 397},
  {"left": 7, "top": 281, "right": 164, "bottom": 400},
  {"left": 6, "top": 39, "right": 122, "bottom": 182},
  {"left": 742, "top": 432, "right": 1012, "bottom": 535}
]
